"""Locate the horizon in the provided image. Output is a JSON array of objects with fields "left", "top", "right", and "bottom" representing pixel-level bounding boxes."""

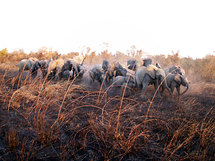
[{"left": 0, "top": 0, "right": 215, "bottom": 59}]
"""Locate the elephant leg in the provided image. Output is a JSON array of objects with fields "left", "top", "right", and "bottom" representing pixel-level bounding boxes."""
[
  {"left": 170, "top": 83, "right": 175, "bottom": 94},
  {"left": 154, "top": 79, "right": 161, "bottom": 97},
  {"left": 141, "top": 81, "right": 149, "bottom": 95},
  {"left": 135, "top": 76, "right": 141, "bottom": 91},
  {"left": 121, "top": 83, "right": 132, "bottom": 97},
  {"left": 43, "top": 69, "right": 48, "bottom": 78},
  {"left": 137, "top": 82, "right": 141, "bottom": 91},
  {"left": 54, "top": 68, "right": 61, "bottom": 81},
  {"left": 141, "top": 74, "right": 152, "bottom": 96},
  {"left": 160, "top": 86, "right": 165, "bottom": 95},
  {"left": 176, "top": 86, "right": 181, "bottom": 96},
  {"left": 120, "top": 84, "right": 125, "bottom": 95},
  {"left": 90, "top": 79, "right": 93, "bottom": 84}
]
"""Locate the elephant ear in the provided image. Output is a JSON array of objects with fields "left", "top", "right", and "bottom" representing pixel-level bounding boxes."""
[
  {"left": 146, "top": 65, "right": 158, "bottom": 79},
  {"left": 174, "top": 74, "right": 181, "bottom": 84},
  {"left": 156, "top": 68, "right": 165, "bottom": 79}
]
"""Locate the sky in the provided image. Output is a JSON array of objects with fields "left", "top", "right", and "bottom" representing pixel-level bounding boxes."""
[{"left": 0, "top": 0, "right": 215, "bottom": 58}]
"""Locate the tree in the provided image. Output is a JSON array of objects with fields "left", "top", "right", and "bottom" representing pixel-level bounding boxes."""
[{"left": 0, "top": 48, "right": 8, "bottom": 56}]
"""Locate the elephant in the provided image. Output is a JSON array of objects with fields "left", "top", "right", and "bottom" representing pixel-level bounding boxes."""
[
  {"left": 127, "top": 58, "right": 152, "bottom": 72},
  {"left": 89, "top": 65, "right": 104, "bottom": 85},
  {"left": 127, "top": 59, "right": 139, "bottom": 71},
  {"left": 43, "top": 58, "right": 65, "bottom": 81},
  {"left": 61, "top": 59, "right": 78, "bottom": 79},
  {"left": 17, "top": 57, "right": 38, "bottom": 73},
  {"left": 135, "top": 65, "right": 172, "bottom": 96},
  {"left": 164, "top": 65, "right": 185, "bottom": 76},
  {"left": 142, "top": 58, "right": 152, "bottom": 67},
  {"left": 77, "top": 64, "right": 86, "bottom": 79},
  {"left": 102, "top": 60, "right": 110, "bottom": 71},
  {"left": 161, "top": 73, "right": 189, "bottom": 96},
  {"left": 102, "top": 60, "right": 114, "bottom": 83},
  {"left": 61, "top": 56, "right": 86, "bottom": 79},
  {"left": 14, "top": 57, "right": 39, "bottom": 88},
  {"left": 112, "top": 75, "right": 135, "bottom": 89},
  {"left": 113, "top": 62, "right": 127, "bottom": 77},
  {"left": 31, "top": 58, "right": 52, "bottom": 76},
  {"left": 111, "top": 75, "right": 136, "bottom": 96}
]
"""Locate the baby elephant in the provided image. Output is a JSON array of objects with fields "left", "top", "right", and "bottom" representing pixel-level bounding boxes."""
[
  {"left": 161, "top": 73, "right": 189, "bottom": 96},
  {"left": 111, "top": 75, "right": 135, "bottom": 96}
]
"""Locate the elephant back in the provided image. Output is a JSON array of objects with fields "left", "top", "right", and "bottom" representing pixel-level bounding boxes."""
[
  {"left": 48, "top": 58, "right": 64, "bottom": 71},
  {"left": 19, "top": 59, "right": 32, "bottom": 70},
  {"left": 28, "top": 57, "right": 38, "bottom": 62},
  {"left": 145, "top": 65, "right": 158, "bottom": 79}
]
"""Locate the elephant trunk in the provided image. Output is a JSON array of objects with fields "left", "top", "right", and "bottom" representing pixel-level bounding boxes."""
[{"left": 181, "top": 82, "right": 189, "bottom": 95}]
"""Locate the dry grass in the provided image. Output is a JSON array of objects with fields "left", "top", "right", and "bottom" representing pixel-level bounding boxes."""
[{"left": 0, "top": 53, "right": 215, "bottom": 161}]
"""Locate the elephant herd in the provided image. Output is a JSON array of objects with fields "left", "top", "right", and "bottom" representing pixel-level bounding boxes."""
[
  {"left": 89, "top": 58, "right": 189, "bottom": 97},
  {"left": 17, "top": 57, "right": 189, "bottom": 97},
  {"left": 17, "top": 56, "right": 86, "bottom": 81}
]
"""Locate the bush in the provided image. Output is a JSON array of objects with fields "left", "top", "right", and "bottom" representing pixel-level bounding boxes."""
[{"left": 0, "top": 48, "right": 9, "bottom": 63}]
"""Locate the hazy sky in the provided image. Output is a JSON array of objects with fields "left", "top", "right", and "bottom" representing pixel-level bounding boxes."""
[{"left": 0, "top": 0, "right": 214, "bottom": 58}]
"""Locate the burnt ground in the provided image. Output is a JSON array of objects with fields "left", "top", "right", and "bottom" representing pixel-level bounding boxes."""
[{"left": 0, "top": 67, "right": 215, "bottom": 161}]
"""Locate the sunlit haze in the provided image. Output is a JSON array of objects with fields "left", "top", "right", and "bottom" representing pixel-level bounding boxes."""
[{"left": 0, "top": 0, "right": 215, "bottom": 58}]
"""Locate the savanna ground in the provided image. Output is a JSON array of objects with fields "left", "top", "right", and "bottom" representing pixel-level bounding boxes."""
[{"left": 0, "top": 49, "right": 215, "bottom": 161}]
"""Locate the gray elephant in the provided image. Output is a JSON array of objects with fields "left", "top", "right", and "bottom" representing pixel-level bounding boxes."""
[
  {"left": 31, "top": 58, "right": 52, "bottom": 76},
  {"left": 113, "top": 62, "right": 127, "bottom": 77},
  {"left": 127, "top": 59, "right": 138, "bottom": 71},
  {"left": 61, "top": 56, "right": 86, "bottom": 79},
  {"left": 102, "top": 60, "right": 114, "bottom": 83},
  {"left": 127, "top": 58, "right": 152, "bottom": 72},
  {"left": 102, "top": 60, "right": 109, "bottom": 71},
  {"left": 89, "top": 65, "right": 104, "bottom": 85},
  {"left": 17, "top": 57, "right": 38, "bottom": 74},
  {"left": 61, "top": 59, "right": 78, "bottom": 79},
  {"left": 142, "top": 58, "right": 152, "bottom": 67},
  {"left": 43, "top": 58, "right": 65, "bottom": 81},
  {"left": 112, "top": 75, "right": 135, "bottom": 88},
  {"left": 164, "top": 65, "right": 185, "bottom": 76},
  {"left": 77, "top": 64, "right": 86, "bottom": 79},
  {"left": 135, "top": 65, "right": 172, "bottom": 96},
  {"left": 111, "top": 75, "right": 136, "bottom": 96},
  {"left": 161, "top": 73, "right": 189, "bottom": 96}
]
